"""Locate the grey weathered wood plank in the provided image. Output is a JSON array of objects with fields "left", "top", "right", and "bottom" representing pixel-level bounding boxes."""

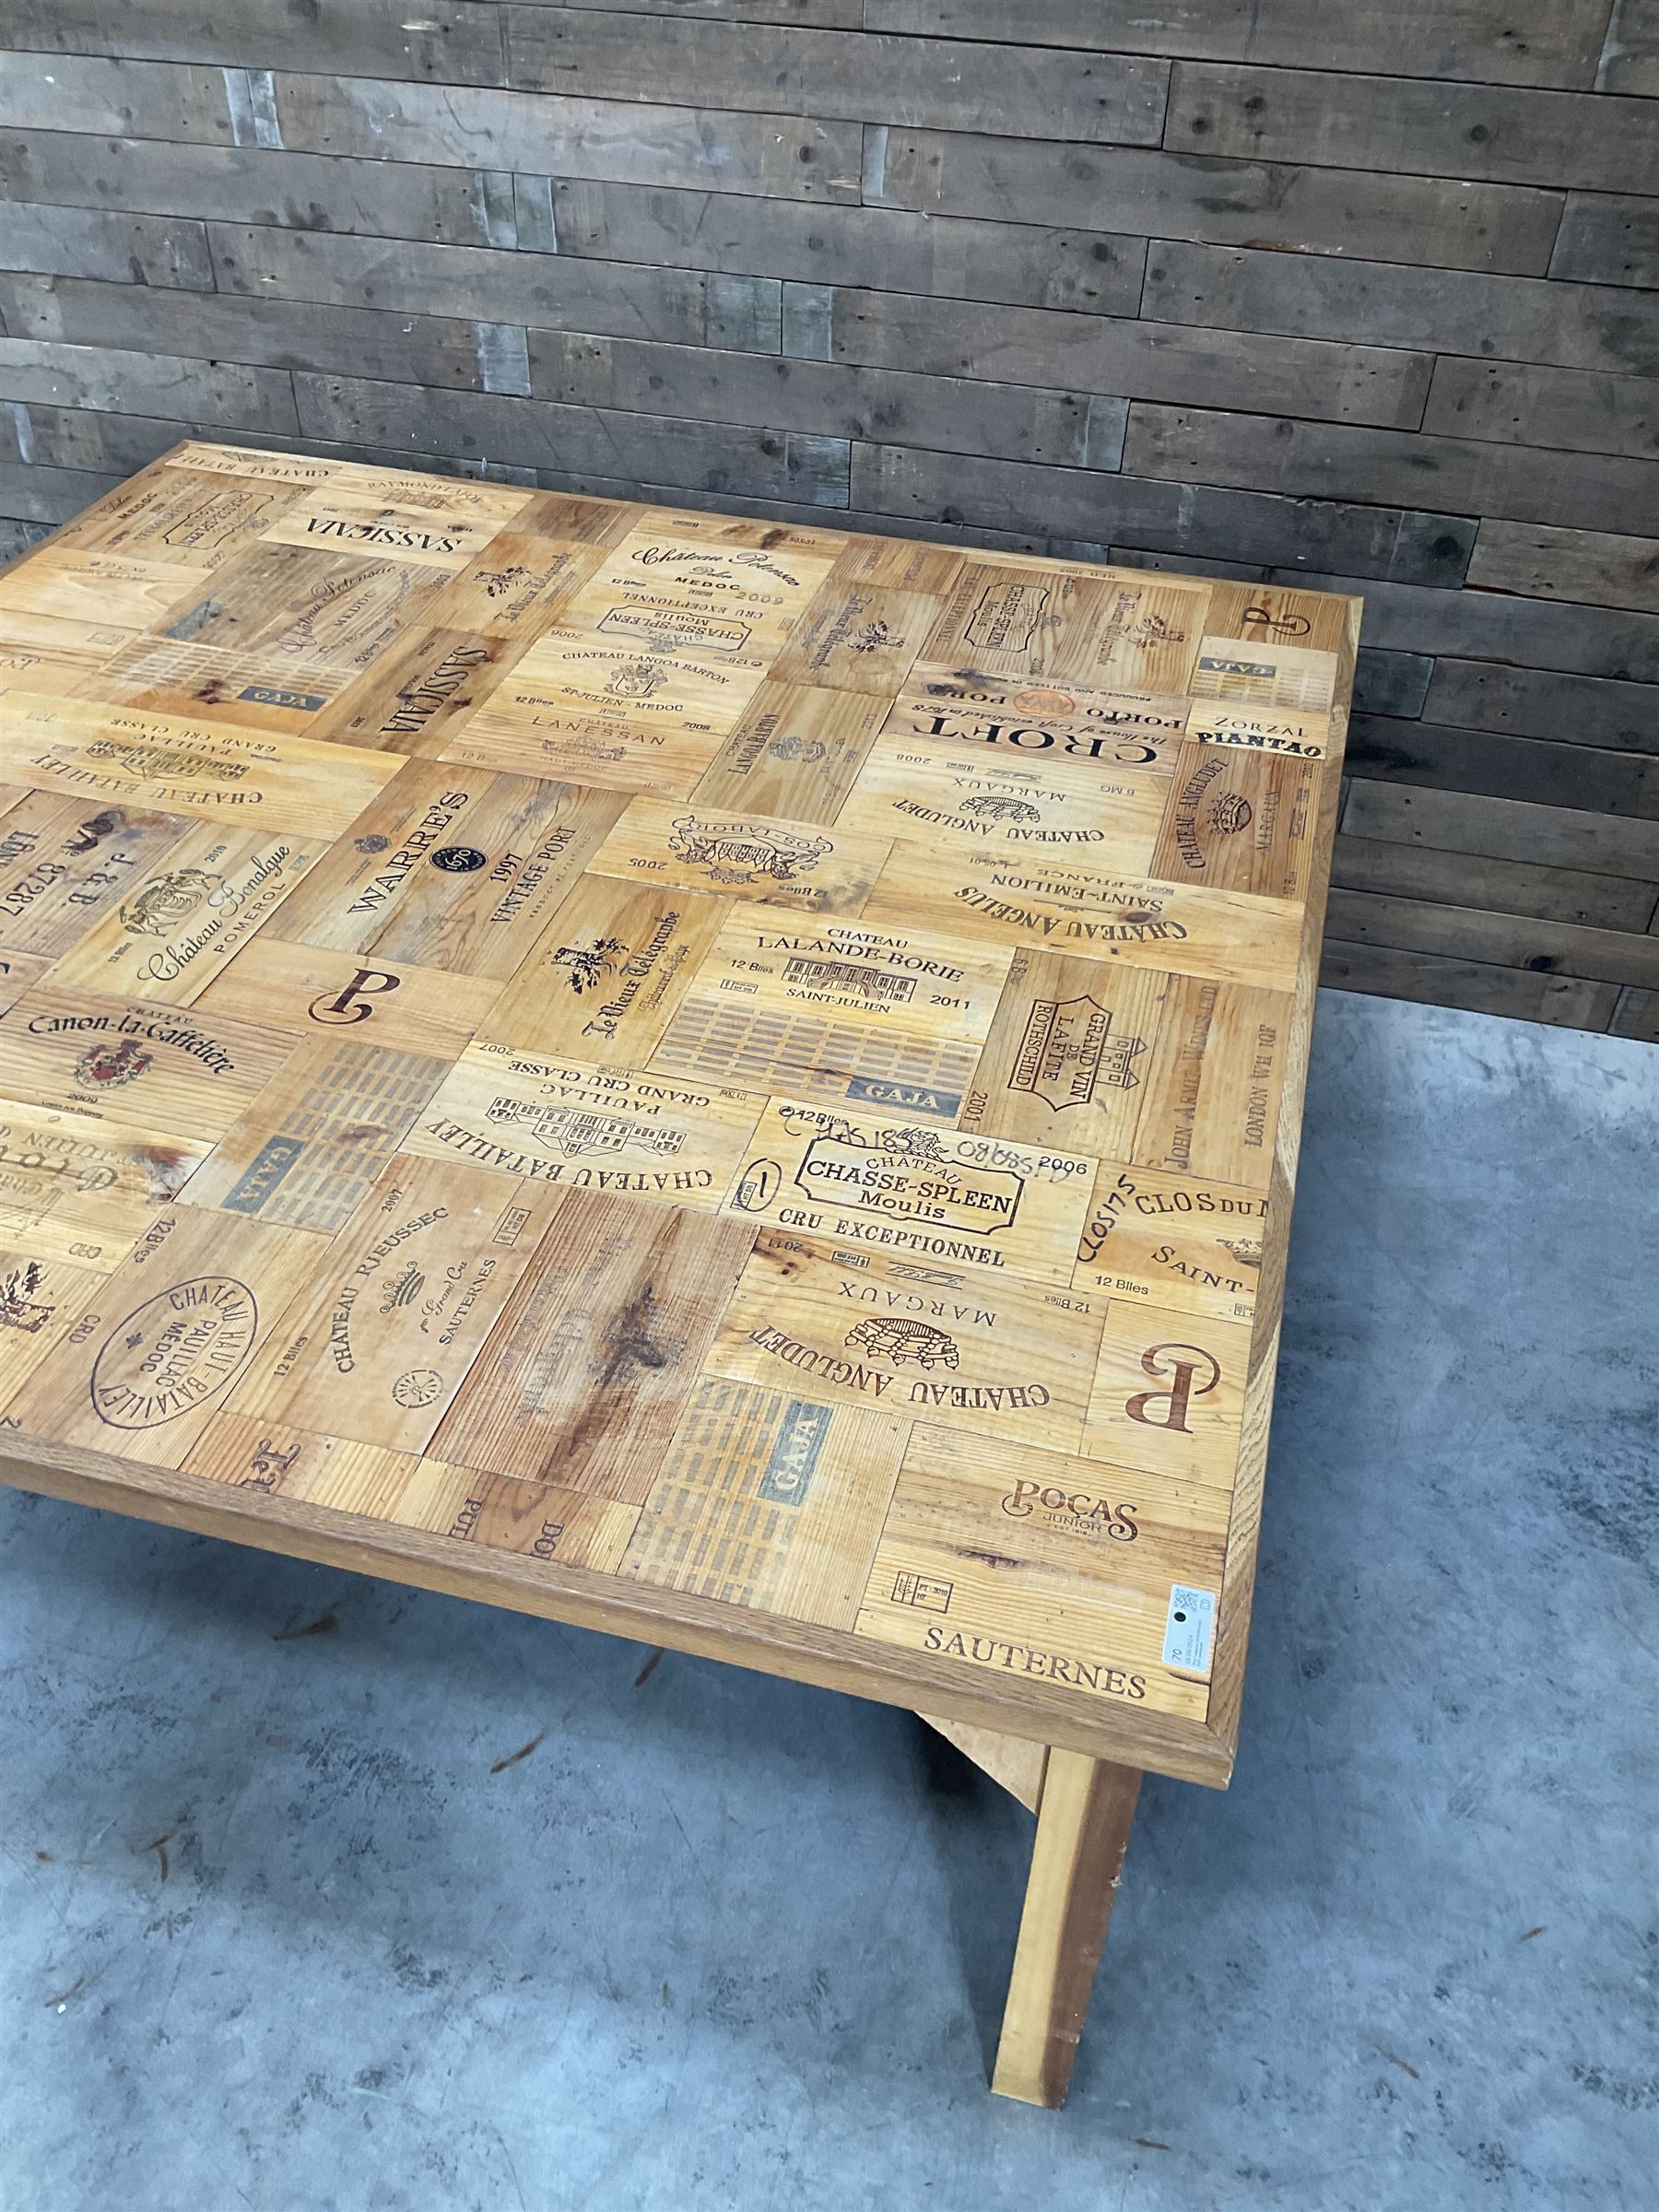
[
  {"left": 547, "top": 0, "right": 864, "bottom": 20},
  {"left": 549, "top": 180, "right": 1147, "bottom": 317},
  {"left": 1423, "top": 358, "right": 1659, "bottom": 463},
  {"left": 1422, "top": 662, "right": 1659, "bottom": 755},
  {"left": 272, "top": 72, "right": 863, "bottom": 201},
  {"left": 870, "top": 128, "right": 1564, "bottom": 276},
  {"left": 1609, "top": 987, "right": 1659, "bottom": 1041},
  {"left": 1549, "top": 195, "right": 1659, "bottom": 292},
  {"left": 0, "top": 459, "right": 122, "bottom": 524},
  {"left": 0, "top": 404, "right": 209, "bottom": 478},
  {"left": 1153, "top": 561, "right": 1659, "bottom": 685},
  {"left": 1319, "top": 939, "right": 1620, "bottom": 1029},
  {"left": 207, "top": 225, "right": 782, "bottom": 353},
  {"left": 806, "top": 287, "right": 1432, "bottom": 429},
  {"left": 0, "top": 276, "right": 519, "bottom": 395},
  {"left": 1342, "top": 778, "right": 1659, "bottom": 880},
  {"left": 1105, "top": 545, "right": 1269, "bottom": 582},
  {"left": 849, "top": 441, "right": 1476, "bottom": 584},
  {"left": 0, "top": 3, "right": 506, "bottom": 84},
  {"left": 1353, "top": 650, "right": 1433, "bottom": 721},
  {"left": 0, "top": 336, "right": 298, "bottom": 433},
  {"left": 0, "top": 203, "right": 214, "bottom": 291},
  {"left": 1124, "top": 403, "right": 1659, "bottom": 540},
  {"left": 864, "top": 0, "right": 1614, "bottom": 89},
  {"left": 526, "top": 330, "right": 1126, "bottom": 468},
  {"left": 0, "top": 52, "right": 233, "bottom": 140},
  {"left": 501, "top": 7, "right": 1169, "bottom": 144},
  {"left": 0, "top": 130, "right": 503, "bottom": 247},
  {"left": 1325, "top": 888, "right": 1659, "bottom": 991},
  {"left": 1332, "top": 833, "right": 1659, "bottom": 934},
  {"left": 293, "top": 371, "right": 853, "bottom": 505},
  {"left": 1165, "top": 63, "right": 1659, "bottom": 194},
  {"left": 0, "top": 515, "right": 52, "bottom": 565},
  {"left": 1467, "top": 524, "right": 1659, "bottom": 618},
  {"left": 1346, "top": 715, "right": 1659, "bottom": 816},
  {"left": 1141, "top": 241, "right": 1659, "bottom": 378},
  {"left": 1366, "top": 576, "right": 1659, "bottom": 683},
  {"left": 1599, "top": 0, "right": 1659, "bottom": 96}
]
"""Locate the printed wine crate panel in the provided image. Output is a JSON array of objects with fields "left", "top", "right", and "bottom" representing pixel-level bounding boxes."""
[{"left": 0, "top": 444, "right": 1358, "bottom": 1784}]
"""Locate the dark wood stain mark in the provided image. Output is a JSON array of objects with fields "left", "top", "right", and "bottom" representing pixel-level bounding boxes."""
[
  {"left": 489, "top": 1732, "right": 546, "bottom": 1774},
  {"left": 274, "top": 1609, "right": 339, "bottom": 1641}
]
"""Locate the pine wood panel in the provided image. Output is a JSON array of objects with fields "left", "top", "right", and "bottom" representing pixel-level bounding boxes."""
[{"left": 0, "top": 441, "right": 1354, "bottom": 1785}]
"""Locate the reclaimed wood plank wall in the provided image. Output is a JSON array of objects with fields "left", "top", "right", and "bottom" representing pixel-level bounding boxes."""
[{"left": 1, "top": 0, "right": 1655, "bottom": 1039}]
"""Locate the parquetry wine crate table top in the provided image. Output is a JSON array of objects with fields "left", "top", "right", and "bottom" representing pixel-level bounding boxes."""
[{"left": 0, "top": 441, "right": 1352, "bottom": 1811}]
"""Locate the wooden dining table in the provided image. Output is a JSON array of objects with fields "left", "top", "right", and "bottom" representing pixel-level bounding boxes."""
[{"left": 0, "top": 441, "right": 1353, "bottom": 2105}]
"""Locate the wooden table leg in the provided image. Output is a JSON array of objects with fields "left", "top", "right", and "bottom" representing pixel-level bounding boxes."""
[{"left": 991, "top": 1748, "right": 1143, "bottom": 2107}]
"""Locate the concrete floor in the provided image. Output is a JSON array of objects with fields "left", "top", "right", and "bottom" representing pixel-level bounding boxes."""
[{"left": 1, "top": 988, "right": 1654, "bottom": 2212}]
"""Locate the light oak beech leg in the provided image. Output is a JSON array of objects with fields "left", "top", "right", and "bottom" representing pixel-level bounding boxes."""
[{"left": 991, "top": 1749, "right": 1143, "bottom": 2107}]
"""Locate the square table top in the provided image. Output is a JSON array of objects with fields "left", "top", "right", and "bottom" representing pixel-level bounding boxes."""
[{"left": 0, "top": 441, "right": 1354, "bottom": 1785}]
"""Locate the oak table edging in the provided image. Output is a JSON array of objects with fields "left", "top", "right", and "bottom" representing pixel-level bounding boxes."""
[{"left": 0, "top": 1433, "right": 1236, "bottom": 1785}]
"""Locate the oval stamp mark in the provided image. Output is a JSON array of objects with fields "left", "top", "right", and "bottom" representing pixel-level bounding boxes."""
[{"left": 90, "top": 1276, "right": 258, "bottom": 1429}]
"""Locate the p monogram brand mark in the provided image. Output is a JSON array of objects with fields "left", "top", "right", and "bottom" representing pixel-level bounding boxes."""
[
  {"left": 1124, "top": 1341, "right": 1222, "bottom": 1433},
  {"left": 308, "top": 967, "right": 402, "bottom": 1025},
  {"left": 1241, "top": 606, "right": 1312, "bottom": 638}
]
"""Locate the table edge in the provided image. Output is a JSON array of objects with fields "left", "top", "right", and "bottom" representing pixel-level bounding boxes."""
[{"left": 0, "top": 1432, "right": 1237, "bottom": 1787}]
